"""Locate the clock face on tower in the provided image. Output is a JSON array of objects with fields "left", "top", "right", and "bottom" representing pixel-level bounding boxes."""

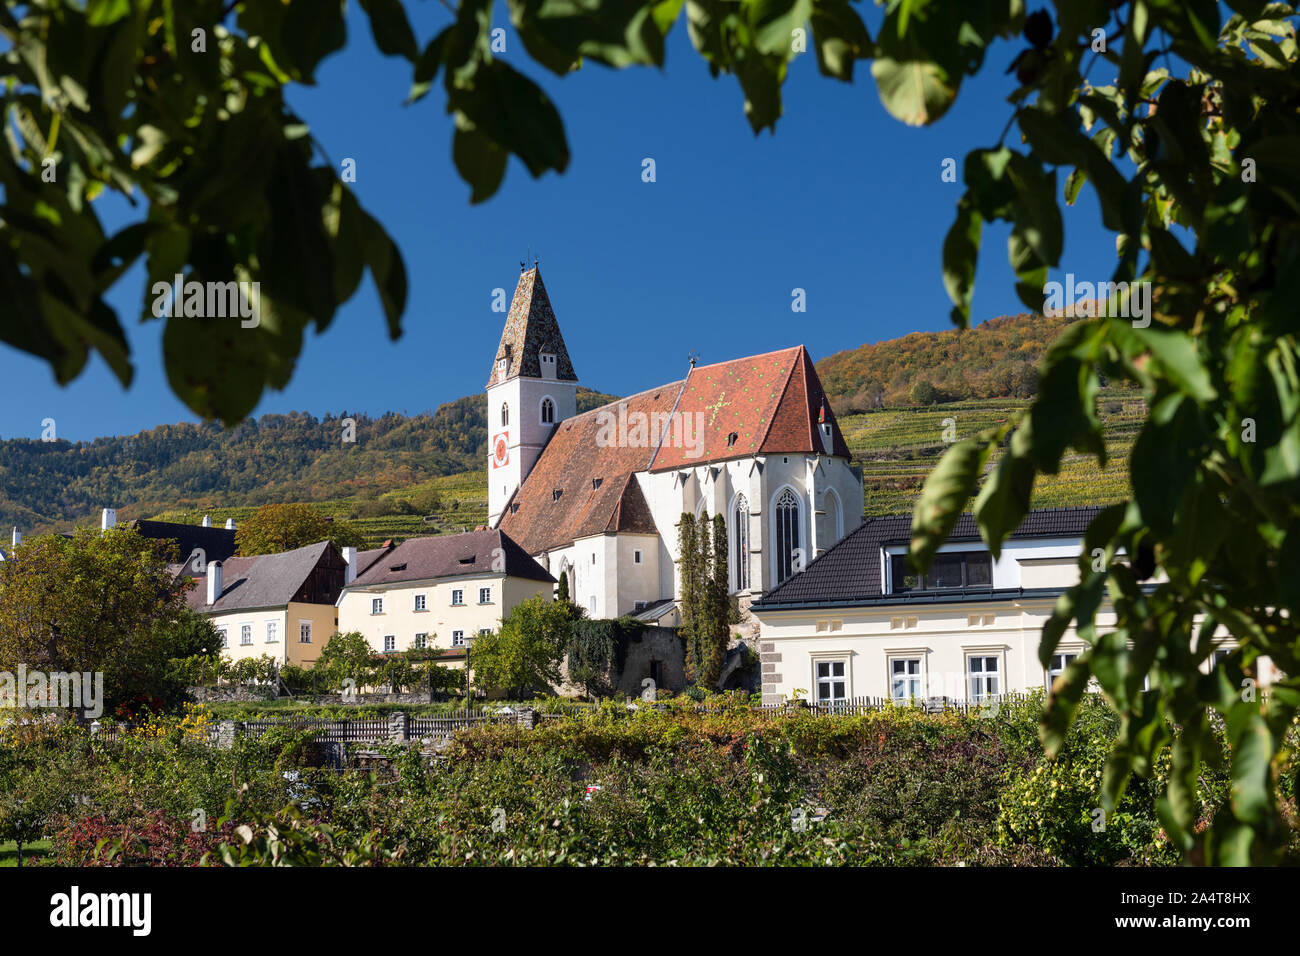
[{"left": 492, "top": 433, "right": 509, "bottom": 469}]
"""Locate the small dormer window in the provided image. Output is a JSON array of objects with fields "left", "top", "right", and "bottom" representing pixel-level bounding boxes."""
[
  {"left": 727, "top": 432, "right": 738, "bottom": 448},
  {"left": 592, "top": 477, "right": 603, "bottom": 490},
  {"left": 552, "top": 489, "right": 563, "bottom": 502},
  {"left": 497, "top": 358, "right": 507, "bottom": 375},
  {"left": 540, "top": 352, "right": 557, "bottom": 380}
]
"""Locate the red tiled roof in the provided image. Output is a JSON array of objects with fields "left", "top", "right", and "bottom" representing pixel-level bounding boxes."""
[
  {"left": 649, "top": 345, "right": 850, "bottom": 469},
  {"left": 498, "top": 383, "right": 677, "bottom": 554},
  {"left": 486, "top": 267, "right": 578, "bottom": 387},
  {"left": 498, "top": 346, "right": 851, "bottom": 555}
]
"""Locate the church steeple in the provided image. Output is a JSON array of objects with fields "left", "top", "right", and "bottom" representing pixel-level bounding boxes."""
[
  {"left": 486, "top": 265, "right": 580, "bottom": 528},
  {"left": 487, "top": 266, "right": 578, "bottom": 388}
]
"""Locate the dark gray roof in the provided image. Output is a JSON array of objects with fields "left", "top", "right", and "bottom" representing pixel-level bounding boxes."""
[
  {"left": 347, "top": 529, "right": 553, "bottom": 588},
  {"left": 130, "top": 519, "right": 237, "bottom": 563},
  {"left": 753, "top": 506, "right": 1105, "bottom": 609},
  {"left": 185, "top": 541, "right": 331, "bottom": 612}
]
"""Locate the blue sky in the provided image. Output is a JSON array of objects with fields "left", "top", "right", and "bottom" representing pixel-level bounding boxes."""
[{"left": 2, "top": 7, "right": 1122, "bottom": 442}]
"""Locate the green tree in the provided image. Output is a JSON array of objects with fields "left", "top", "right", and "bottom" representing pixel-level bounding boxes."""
[
  {"left": 896, "top": 2, "right": 1300, "bottom": 864},
  {"left": 698, "top": 513, "right": 730, "bottom": 691},
  {"left": 0, "top": 770, "right": 60, "bottom": 868},
  {"left": 314, "top": 631, "right": 375, "bottom": 690},
  {"left": 471, "top": 595, "right": 571, "bottom": 697},
  {"left": 0, "top": 527, "right": 191, "bottom": 713},
  {"left": 556, "top": 570, "right": 570, "bottom": 604},
  {"left": 235, "top": 503, "right": 364, "bottom": 555}
]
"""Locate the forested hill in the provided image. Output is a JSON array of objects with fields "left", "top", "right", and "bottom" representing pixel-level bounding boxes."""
[
  {"left": 817, "top": 311, "right": 1081, "bottom": 413},
  {"left": 0, "top": 388, "right": 617, "bottom": 533}
]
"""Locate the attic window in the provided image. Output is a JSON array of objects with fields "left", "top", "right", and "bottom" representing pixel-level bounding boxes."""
[
  {"left": 552, "top": 489, "right": 563, "bottom": 502},
  {"left": 389, "top": 563, "right": 407, "bottom": 572},
  {"left": 458, "top": 556, "right": 476, "bottom": 565},
  {"left": 510, "top": 503, "right": 520, "bottom": 514},
  {"left": 727, "top": 432, "right": 738, "bottom": 447},
  {"left": 592, "top": 478, "right": 603, "bottom": 490}
]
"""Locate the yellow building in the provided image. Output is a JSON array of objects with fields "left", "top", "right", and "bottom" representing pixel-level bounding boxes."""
[
  {"left": 337, "top": 529, "right": 554, "bottom": 664},
  {"left": 184, "top": 541, "right": 366, "bottom": 668}
]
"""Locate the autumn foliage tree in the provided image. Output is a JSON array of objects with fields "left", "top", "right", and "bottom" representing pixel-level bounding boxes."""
[{"left": 235, "top": 503, "right": 364, "bottom": 555}]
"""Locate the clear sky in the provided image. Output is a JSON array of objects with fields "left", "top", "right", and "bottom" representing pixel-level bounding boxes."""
[{"left": 2, "top": 7, "right": 1120, "bottom": 442}]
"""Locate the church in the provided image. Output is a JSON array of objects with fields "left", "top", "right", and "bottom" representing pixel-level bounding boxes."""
[{"left": 487, "top": 265, "right": 863, "bottom": 624}]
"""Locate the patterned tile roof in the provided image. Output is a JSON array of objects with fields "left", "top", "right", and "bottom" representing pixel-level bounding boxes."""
[
  {"left": 753, "top": 506, "right": 1107, "bottom": 608},
  {"left": 498, "top": 346, "right": 852, "bottom": 555},
  {"left": 486, "top": 267, "right": 578, "bottom": 387},
  {"left": 649, "top": 345, "right": 851, "bottom": 469},
  {"left": 347, "top": 529, "right": 553, "bottom": 588},
  {"left": 498, "top": 383, "right": 678, "bottom": 554}
]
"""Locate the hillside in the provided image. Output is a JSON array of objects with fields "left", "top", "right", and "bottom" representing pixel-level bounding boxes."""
[
  {"left": 0, "top": 388, "right": 617, "bottom": 534},
  {"left": 818, "top": 311, "right": 1090, "bottom": 412},
  {"left": 1, "top": 312, "right": 1143, "bottom": 545}
]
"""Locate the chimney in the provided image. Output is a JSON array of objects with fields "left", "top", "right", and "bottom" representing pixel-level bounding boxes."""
[
  {"left": 100, "top": 508, "right": 116, "bottom": 531},
  {"left": 10, "top": 527, "right": 19, "bottom": 546},
  {"left": 342, "top": 546, "right": 358, "bottom": 585},
  {"left": 206, "top": 561, "right": 223, "bottom": 605},
  {"left": 225, "top": 518, "right": 235, "bottom": 530},
  {"left": 201, "top": 515, "right": 212, "bottom": 528}
]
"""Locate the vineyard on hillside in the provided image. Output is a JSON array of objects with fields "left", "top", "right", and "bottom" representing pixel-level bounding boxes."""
[{"left": 148, "top": 394, "right": 1142, "bottom": 549}]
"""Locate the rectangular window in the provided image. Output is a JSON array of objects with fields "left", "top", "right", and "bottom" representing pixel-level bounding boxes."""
[
  {"left": 371, "top": 597, "right": 384, "bottom": 615},
  {"left": 968, "top": 655, "right": 1000, "bottom": 702},
  {"left": 383, "top": 635, "right": 396, "bottom": 653},
  {"left": 413, "top": 633, "right": 427, "bottom": 650},
  {"left": 299, "top": 622, "right": 312, "bottom": 644},
  {"left": 451, "top": 630, "right": 465, "bottom": 647},
  {"left": 1211, "top": 648, "right": 1232, "bottom": 670},
  {"left": 478, "top": 628, "right": 492, "bottom": 637},
  {"left": 414, "top": 594, "right": 427, "bottom": 611},
  {"left": 478, "top": 587, "right": 492, "bottom": 604},
  {"left": 634, "top": 549, "right": 643, "bottom": 564},
  {"left": 240, "top": 624, "right": 252, "bottom": 646},
  {"left": 451, "top": 589, "right": 464, "bottom": 606},
  {"left": 1046, "top": 652, "right": 1078, "bottom": 689},
  {"left": 217, "top": 627, "right": 228, "bottom": 649},
  {"left": 815, "top": 660, "right": 846, "bottom": 704},
  {"left": 890, "top": 658, "right": 922, "bottom": 702},
  {"left": 265, "top": 621, "right": 278, "bottom": 643},
  {"left": 891, "top": 551, "right": 994, "bottom": 594}
]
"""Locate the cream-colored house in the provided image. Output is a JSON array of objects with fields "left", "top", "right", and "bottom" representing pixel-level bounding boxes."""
[
  {"left": 750, "top": 507, "right": 1276, "bottom": 707},
  {"left": 183, "top": 541, "right": 377, "bottom": 668},
  {"left": 336, "top": 529, "right": 554, "bottom": 665}
]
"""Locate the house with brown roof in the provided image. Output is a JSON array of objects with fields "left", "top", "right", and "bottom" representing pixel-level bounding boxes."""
[
  {"left": 487, "top": 265, "right": 863, "bottom": 621},
  {"left": 184, "top": 540, "right": 358, "bottom": 668},
  {"left": 336, "top": 529, "right": 554, "bottom": 663}
]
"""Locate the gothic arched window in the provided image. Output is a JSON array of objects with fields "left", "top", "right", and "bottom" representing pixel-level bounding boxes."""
[
  {"left": 772, "top": 488, "right": 802, "bottom": 584},
  {"left": 732, "top": 494, "right": 750, "bottom": 592},
  {"left": 540, "top": 397, "right": 555, "bottom": 424},
  {"left": 501, "top": 403, "right": 509, "bottom": 427}
]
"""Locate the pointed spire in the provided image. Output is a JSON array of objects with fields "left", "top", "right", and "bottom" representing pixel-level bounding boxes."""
[{"left": 487, "top": 266, "right": 578, "bottom": 387}]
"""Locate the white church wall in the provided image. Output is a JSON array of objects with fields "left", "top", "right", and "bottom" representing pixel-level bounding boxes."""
[{"left": 615, "top": 533, "right": 660, "bottom": 615}]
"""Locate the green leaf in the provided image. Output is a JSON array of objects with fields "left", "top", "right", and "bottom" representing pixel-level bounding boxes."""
[
  {"left": 359, "top": 209, "right": 408, "bottom": 339},
  {"left": 448, "top": 58, "right": 570, "bottom": 180},
  {"left": 86, "top": 0, "right": 131, "bottom": 27},
  {"left": 808, "top": 0, "right": 872, "bottom": 81},
  {"left": 941, "top": 196, "right": 981, "bottom": 326},
  {"left": 749, "top": 0, "right": 813, "bottom": 56},
  {"left": 453, "top": 119, "right": 508, "bottom": 204},
  {"left": 871, "top": 14, "right": 958, "bottom": 126},
  {"left": 908, "top": 429, "right": 1002, "bottom": 572},
  {"left": 360, "top": 0, "right": 420, "bottom": 61},
  {"left": 973, "top": 416, "right": 1033, "bottom": 559}
]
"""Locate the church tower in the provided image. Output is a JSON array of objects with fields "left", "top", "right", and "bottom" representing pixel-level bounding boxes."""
[{"left": 486, "top": 265, "right": 579, "bottom": 527}]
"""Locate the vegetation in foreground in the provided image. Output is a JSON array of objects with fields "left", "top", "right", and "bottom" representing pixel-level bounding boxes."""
[{"left": 2, "top": 694, "right": 1296, "bottom": 867}]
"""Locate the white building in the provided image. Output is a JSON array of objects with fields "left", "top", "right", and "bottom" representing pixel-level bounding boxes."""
[
  {"left": 750, "top": 507, "right": 1278, "bottom": 707},
  {"left": 488, "top": 265, "right": 864, "bottom": 622}
]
